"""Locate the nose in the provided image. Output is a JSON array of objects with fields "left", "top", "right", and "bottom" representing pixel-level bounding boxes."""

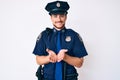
[{"left": 56, "top": 15, "right": 61, "bottom": 21}]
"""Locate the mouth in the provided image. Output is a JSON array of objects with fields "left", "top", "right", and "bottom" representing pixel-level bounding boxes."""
[{"left": 55, "top": 21, "right": 63, "bottom": 24}]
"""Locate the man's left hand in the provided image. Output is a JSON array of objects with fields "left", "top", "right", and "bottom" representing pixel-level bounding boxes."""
[{"left": 57, "top": 49, "right": 68, "bottom": 62}]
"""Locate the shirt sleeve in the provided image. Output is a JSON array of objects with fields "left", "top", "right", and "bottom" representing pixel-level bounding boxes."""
[
  {"left": 33, "top": 32, "right": 46, "bottom": 56},
  {"left": 72, "top": 33, "right": 88, "bottom": 58}
]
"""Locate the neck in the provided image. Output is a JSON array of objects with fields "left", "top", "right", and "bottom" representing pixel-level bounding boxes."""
[
  {"left": 54, "top": 27, "right": 61, "bottom": 31},
  {"left": 53, "top": 26, "right": 65, "bottom": 31}
]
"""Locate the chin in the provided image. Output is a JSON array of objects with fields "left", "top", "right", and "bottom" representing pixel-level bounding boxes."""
[
  {"left": 54, "top": 24, "right": 65, "bottom": 29},
  {"left": 55, "top": 26, "right": 64, "bottom": 29}
]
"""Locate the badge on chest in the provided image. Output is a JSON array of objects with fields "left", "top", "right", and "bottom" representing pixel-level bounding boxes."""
[{"left": 65, "top": 36, "right": 71, "bottom": 42}]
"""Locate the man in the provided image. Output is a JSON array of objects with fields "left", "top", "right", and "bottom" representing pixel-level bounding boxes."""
[{"left": 33, "top": 1, "right": 88, "bottom": 80}]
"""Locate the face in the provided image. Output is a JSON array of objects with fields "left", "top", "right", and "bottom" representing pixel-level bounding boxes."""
[{"left": 50, "top": 14, "right": 67, "bottom": 29}]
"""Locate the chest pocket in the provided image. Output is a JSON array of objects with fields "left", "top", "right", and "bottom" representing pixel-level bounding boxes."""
[
  {"left": 61, "top": 35, "right": 74, "bottom": 53},
  {"left": 44, "top": 33, "right": 57, "bottom": 52}
]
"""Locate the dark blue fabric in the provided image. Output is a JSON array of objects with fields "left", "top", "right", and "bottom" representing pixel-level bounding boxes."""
[
  {"left": 33, "top": 28, "right": 88, "bottom": 80},
  {"left": 55, "top": 31, "right": 62, "bottom": 80}
]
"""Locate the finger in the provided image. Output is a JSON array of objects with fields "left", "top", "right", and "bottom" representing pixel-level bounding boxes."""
[
  {"left": 49, "top": 52, "right": 52, "bottom": 56},
  {"left": 50, "top": 58, "right": 57, "bottom": 63},
  {"left": 59, "top": 49, "right": 68, "bottom": 54},
  {"left": 63, "top": 49, "right": 68, "bottom": 52},
  {"left": 46, "top": 48, "right": 49, "bottom": 52},
  {"left": 50, "top": 54, "right": 57, "bottom": 61},
  {"left": 57, "top": 58, "right": 63, "bottom": 62},
  {"left": 57, "top": 58, "right": 61, "bottom": 62},
  {"left": 57, "top": 56, "right": 64, "bottom": 62},
  {"left": 50, "top": 59, "right": 54, "bottom": 63},
  {"left": 57, "top": 60, "right": 61, "bottom": 62}
]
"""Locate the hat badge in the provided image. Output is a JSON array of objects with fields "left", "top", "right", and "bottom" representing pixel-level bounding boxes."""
[{"left": 56, "top": 2, "right": 60, "bottom": 7}]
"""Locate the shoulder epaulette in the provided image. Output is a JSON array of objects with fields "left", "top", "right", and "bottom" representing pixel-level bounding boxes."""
[{"left": 45, "top": 27, "right": 52, "bottom": 36}]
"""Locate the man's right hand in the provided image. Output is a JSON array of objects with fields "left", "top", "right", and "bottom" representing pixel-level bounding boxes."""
[{"left": 46, "top": 49, "right": 57, "bottom": 63}]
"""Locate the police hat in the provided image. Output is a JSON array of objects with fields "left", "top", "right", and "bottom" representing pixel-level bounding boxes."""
[{"left": 45, "top": 1, "right": 70, "bottom": 15}]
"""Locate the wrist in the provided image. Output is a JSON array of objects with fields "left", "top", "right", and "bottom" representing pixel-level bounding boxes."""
[
  {"left": 46, "top": 55, "right": 50, "bottom": 63},
  {"left": 63, "top": 53, "right": 68, "bottom": 61}
]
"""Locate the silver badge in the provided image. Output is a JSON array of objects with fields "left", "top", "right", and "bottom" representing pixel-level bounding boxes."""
[
  {"left": 56, "top": 2, "right": 60, "bottom": 7},
  {"left": 65, "top": 36, "right": 71, "bottom": 42}
]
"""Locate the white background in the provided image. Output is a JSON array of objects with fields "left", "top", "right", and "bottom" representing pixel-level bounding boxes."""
[{"left": 0, "top": 0, "right": 120, "bottom": 80}]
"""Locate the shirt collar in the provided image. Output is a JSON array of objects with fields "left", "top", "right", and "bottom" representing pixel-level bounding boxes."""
[{"left": 53, "top": 27, "right": 66, "bottom": 33}]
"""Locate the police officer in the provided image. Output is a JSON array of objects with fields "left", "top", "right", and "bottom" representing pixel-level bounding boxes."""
[{"left": 33, "top": 1, "right": 88, "bottom": 80}]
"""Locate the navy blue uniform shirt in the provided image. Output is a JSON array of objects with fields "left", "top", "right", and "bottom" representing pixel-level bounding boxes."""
[{"left": 33, "top": 27, "right": 88, "bottom": 80}]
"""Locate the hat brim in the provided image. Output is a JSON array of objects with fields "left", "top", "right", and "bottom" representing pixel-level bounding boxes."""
[{"left": 49, "top": 9, "right": 67, "bottom": 15}]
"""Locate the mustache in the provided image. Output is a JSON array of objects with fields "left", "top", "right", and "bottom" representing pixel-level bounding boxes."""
[{"left": 55, "top": 21, "right": 63, "bottom": 23}]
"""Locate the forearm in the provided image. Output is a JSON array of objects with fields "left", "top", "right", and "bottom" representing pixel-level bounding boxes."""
[
  {"left": 36, "top": 55, "right": 49, "bottom": 65},
  {"left": 63, "top": 54, "right": 84, "bottom": 68}
]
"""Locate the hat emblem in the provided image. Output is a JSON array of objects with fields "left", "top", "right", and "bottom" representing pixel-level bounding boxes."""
[{"left": 56, "top": 2, "right": 60, "bottom": 7}]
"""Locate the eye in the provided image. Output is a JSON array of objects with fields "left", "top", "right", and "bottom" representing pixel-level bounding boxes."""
[
  {"left": 60, "top": 14, "right": 65, "bottom": 17},
  {"left": 60, "top": 14, "right": 66, "bottom": 18},
  {"left": 52, "top": 14, "right": 57, "bottom": 18}
]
